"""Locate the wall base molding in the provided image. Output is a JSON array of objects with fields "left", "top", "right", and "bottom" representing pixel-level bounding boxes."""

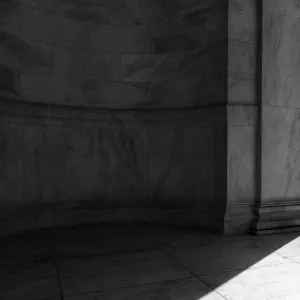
[
  {"left": 222, "top": 203, "right": 255, "bottom": 235},
  {"left": 251, "top": 201, "right": 300, "bottom": 235},
  {"left": 0, "top": 198, "right": 225, "bottom": 237}
]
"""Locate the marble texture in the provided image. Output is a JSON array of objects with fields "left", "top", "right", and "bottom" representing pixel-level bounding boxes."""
[
  {"left": 228, "top": 0, "right": 257, "bottom": 106},
  {"left": 23, "top": 125, "right": 147, "bottom": 203},
  {"left": 149, "top": 74, "right": 226, "bottom": 108},
  {"left": 0, "top": 2, "right": 228, "bottom": 109},
  {"left": 228, "top": 40, "right": 255, "bottom": 75},
  {"left": 0, "top": 31, "right": 54, "bottom": 74},
  {"left": 56, "top": 0, "right": 122, "bottom": 23},
  {"left": 89, "top": 23, "right": 225, "bottom": 54},
  {"left": 20, "top": 72, "right": 88, "bottom": 107},
  {"left": 201, "top": 262, "right": 300, "bottom": 300},
  {"left": 265, "top": 0, "right": 300, "bottom": 18},
  {"left": 121, "top": 46, "right": 226, "bottom": 83},
  {"left": 121, "top": 0, "right": 227, "bottom": 26},
  {"left": 148, "top": 126, "right": 214, "bottom": 200},
  {"left": 261, "top": 106, "right": 300, "bottom": 199},
  {"left": 263, "top": 13, "right": 300, "bottom": 108},
  {"left": 228, "top": 72, "right": 256, "bottom": 104},
  {"left": 0, "top": 0, "right": 259, "bottom": 234},
  {"left": 53, "top": 46, "right": 120, "bottom": 81},
  {"left": 165, "top": 239, "right": 287, "bottom": 276},
  {"left": 21, "top": 6, "right": 89, "bottom": 49},
  {"left": 255, "top": 0, "right": 300, "bottom": 233},
  {"left": 228, "top": 0, "right": 257, "bottom": 42},
  {"left": 227, "top": 126, "right": 256, "bottom": 205}
]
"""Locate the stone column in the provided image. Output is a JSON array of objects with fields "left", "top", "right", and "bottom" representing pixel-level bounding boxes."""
[
  {"left": 252, "top": 0, "right": 300, "bottom": 234},
  {"left": 222, "top": 0, "right": 259, "bottom": 234}
]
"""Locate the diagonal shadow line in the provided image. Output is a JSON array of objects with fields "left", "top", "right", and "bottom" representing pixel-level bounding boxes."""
[{"left": 1, "top": 224, "right": 300, "bottom": 300}]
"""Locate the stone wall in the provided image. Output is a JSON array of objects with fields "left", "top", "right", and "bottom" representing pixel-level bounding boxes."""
[
  {"left": 0, "top": 0, "right": 230, "bottom": 235},
  {"left": 0, "top": 0, "right": 227, "bottom": 109},
  {"left": 253, "top": 0, "right": 300, "bottom": 234}
]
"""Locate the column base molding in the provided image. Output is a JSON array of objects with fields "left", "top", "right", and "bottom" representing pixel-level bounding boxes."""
[{"left": 251, "top": 200, "right": 300, "bottom": 235}]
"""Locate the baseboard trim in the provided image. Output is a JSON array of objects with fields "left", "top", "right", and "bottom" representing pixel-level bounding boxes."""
[
  {"left": 0, "top": 198, "right": 225, "bottom": 237},
  {"left": 252, "top": 201, "right": 300, "bottom": 235}
]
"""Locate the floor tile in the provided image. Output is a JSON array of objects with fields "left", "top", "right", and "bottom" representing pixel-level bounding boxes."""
[
  {"left": 270, "top": 235, "right": 300, "bottom": 258},
  {"left": 200, "top": 262, "right": 300, "bottom": 300},
  {"left": 58, "top": 250, "right": 191, "bottom": 296},
  {"left": 0, "top": 261, "right": 61, "bottom": 300},
  {"left": 164, "top": 239, "right": 287, "bottom": 276},
  {"left": 64, "top": 278, "right": 225, "bottom": 300}
]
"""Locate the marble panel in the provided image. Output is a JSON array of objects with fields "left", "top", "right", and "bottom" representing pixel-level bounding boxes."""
[
  {"left": 228, "top": 72, "right": 256, "bottom": 104},
  {"left": 264, "top": 0, "right": 300, "bottom": 18},
  {"left": 89, "top": 24, "right": 152, "bottom": 54},
  {"left": 121, "top": 0, "right": 227, "bottom": 26},
  {"left": 21, "top": 6, "right": 89, "bottom": 49},
  {"left": 56, "top": 0, "right": 122, "bottom": 23},
  {"left": 263, "top": 13, "right": 300, "bottom": 108},
  {"left": 58, "top": 250, "right": 191, "bottom": 295},
  {"left": 148, "top": 126, "right": 214, "bottom": 200},
  {"left": 64, "top": 278, "right": 225, "bottom": 300},
  {"left": 0, "top": 64, "right": 20, "bottom": 99},
  {"left": 0, "top": 0, "right": 21, "bottom": 34},
  {"left": 20, "top": 72, "right": 88, "bottom": 106},
  {"left": 228, "top": 40, "right": 255, "bottom": 74},
  {"left": 230, "top": 0, "right": 253, "bottom": 12},
  {"left": 85, "top": 81, "right": 152, "bottom": 109},
  {"left": 229, "top": 0, "right": 257, "bottom": 42},
  {"left": 148, "top": 74, "right": 226, "bottom": 108},
  {"left": 22, "top": 0, "right": 56, "bottom": 13},
  {"left": 0, "top": 122, "right": 23, "bottom": 205},
  {"left": 227, "top": 126, "right": 256, "bottom": 205},
  {"left": 0, "top": 32, "right": 54, "bottom": 73},
  {"left": 261, "top": 106, "right": 300, "bottom": 199},
  {"left": 54, "top": 46, "right": 120, "bottom": 81},
  {"left": 95, "top": 126, "right": 147, "bottom": 198},
  {"left": 121, "top": 45, "right": 226, "bottom": 82},
  {"left": 89, "top": 24, "right": 225, "bottom": 54},
  {"left": 23, "top": 125, "right": 147, "bottom": 203}
]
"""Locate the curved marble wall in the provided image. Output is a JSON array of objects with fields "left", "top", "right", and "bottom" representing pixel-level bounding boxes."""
[
  {"left": 0, "top": 0, "right": 227, "bottom": 109},
  {"left": 0, "top": 0, "right": 228, "bottom": 235}
]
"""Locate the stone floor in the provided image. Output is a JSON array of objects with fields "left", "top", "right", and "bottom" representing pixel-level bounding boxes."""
[{"left": 1, "top": 224, "right": 300, "bottom": 300}]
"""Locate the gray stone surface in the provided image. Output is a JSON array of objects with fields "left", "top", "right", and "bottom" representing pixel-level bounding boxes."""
[
  {"left": 0, "top": 0, "right": 227, "bottom": 109},
  {"left": 1, "top": 224, "right": 300, "bottom": 300},
  {"left": 0, "top": 0, "right": 259, "bottom": 235}
]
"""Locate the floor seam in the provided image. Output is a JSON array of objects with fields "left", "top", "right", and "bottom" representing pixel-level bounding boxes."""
[
  {"left": 63, "top": 276, "right": 194, "bottom": 298},
  {"left": 160, "top": 248, "right": 229, "bottom": 300},
  {"left": 54, "top": 250, "right": 65, "bottom": 300}
]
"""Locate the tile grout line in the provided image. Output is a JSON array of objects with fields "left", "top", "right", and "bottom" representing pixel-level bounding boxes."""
[
  {"left": 63, "top": 277, "right": 194, "bottom": 298},
  {"left": 160, "top": 249, "right": 229, "bottom": 300},
  {"left": 54, "top": 252, "right": 65, "bottom": 300}
]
